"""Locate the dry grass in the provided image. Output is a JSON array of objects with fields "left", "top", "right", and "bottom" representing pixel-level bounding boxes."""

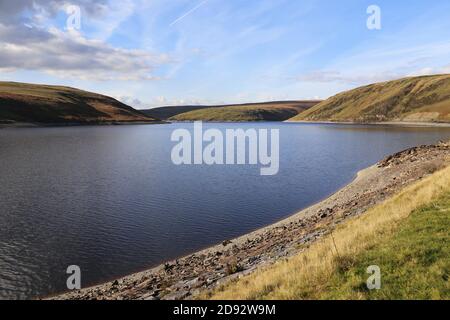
[
  {"left": 143, "top": 101, "right": 321, "bottom": 121},
  {"left": 208, "top": 164, "right": 450, "bottom": 300},
  {"left": 291, "top": 74, "right": 450, "bottom": 123},
  {"left": 167, "top": 101, "right": 320, "bottom": 122}
]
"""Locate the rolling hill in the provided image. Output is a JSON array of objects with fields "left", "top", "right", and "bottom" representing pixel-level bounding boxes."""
[
  {"left": 141, "top": 105, "right": 215, "bottom": 120},
  {"left": 0, "top": 82, "right": 160, "bottom": 126},
  {"left": 144, "top": 101, "right": 321, "bottom": 122},
  {"left": 289, "top": 74, "right": 450, "bottom": 123}
]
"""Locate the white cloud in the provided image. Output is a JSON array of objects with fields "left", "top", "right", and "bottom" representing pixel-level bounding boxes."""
[
  {"left": 441, "top": 65, "right": 450, "bottom": 74},
  {"left": 291, "top": 70, "right": 403, "bottom": 85},
  {"left": 0, "top": 0, "right": 109, "bottom": 23},
  {"left": 0, "top": 23, "right": 172, "bottom": 81},
  {"left": 292, "top": 66, "right": 450, "bottom": 86},
  {"left": 291, "top": 40, "right": 450, "bottom": 86},
  {"left": 84, "top": 0, "right": 136, "bottom": 41},
  {"left": 0, "top": 0, "right": 173, "bottom": 81},
  {"left": 118, "top": 95, "right": 203, "bottom": 109},
  {"left": 117, "top": 96, "right": 148, "bottom": 109}
]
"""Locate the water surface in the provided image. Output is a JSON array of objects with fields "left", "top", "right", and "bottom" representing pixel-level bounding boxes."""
[{"left": 1, "top": 123, "right": 450, "bottom": 299}]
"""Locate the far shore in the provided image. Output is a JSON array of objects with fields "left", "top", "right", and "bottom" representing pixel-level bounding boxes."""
[
  {"left": 285, "top": 120, "right": 450, "bottom": 128},
  {"left": 50, "top": 140, "right": 450, "bottom": 300},
  {"left": 142, "top": 119, "right": 450, "bottom": 127},
  {"left": 2, "top": 120, "right": 450, "bottom": 129},
  {"left": 0, "top": 120, "right": 167, "bottom": 129}
]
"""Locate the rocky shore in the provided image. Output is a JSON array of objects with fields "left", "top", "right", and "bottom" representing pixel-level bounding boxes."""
[{"left": 50, "top": 141, "right": 450, "bottom": 300}]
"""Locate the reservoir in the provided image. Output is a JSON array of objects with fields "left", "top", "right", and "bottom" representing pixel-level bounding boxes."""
[{"left": 1, "top": 123, "right": 449, "bottom": 299}]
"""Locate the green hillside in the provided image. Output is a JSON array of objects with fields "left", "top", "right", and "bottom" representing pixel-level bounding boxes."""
[
  {"left": 162, "top": 101, "right": 320, "bottom": 122},
  {"left": 290, "top": 74, "right": 450, "bottom": 123}
]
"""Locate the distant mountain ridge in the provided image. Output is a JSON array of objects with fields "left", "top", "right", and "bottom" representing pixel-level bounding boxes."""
[
  {"left": 289, "top": 74, "right": 450, "bottom": 123},
  {"left": 143, "top": 101, "right": 321, "bottom": 122},
  {"left": 0, "top": 82, "right": 160, "bottom": 125}
]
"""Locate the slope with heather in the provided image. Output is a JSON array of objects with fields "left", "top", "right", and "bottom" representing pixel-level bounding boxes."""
[
  {"left": 290, "top": 74, "right": 450, "bottom": 123},
  {"left": 0, "top": 82, "right": 160, "bottom": 125}
]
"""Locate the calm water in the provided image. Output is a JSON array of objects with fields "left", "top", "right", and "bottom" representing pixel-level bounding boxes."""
[{"left": 1, "top": 123, "right": 450, "bottom": 299}]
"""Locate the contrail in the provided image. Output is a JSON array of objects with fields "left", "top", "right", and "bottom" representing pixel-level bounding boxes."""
[{"left": 170, "top": 0, "right": 209, "bottom": 26}]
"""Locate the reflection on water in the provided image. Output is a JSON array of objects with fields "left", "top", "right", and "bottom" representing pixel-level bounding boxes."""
[{"left": 1, "top": 123, "right": 449, "bottom": 299}]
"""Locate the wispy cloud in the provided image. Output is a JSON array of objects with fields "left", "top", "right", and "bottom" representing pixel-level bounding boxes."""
[
  {"left": 170, "top": 0, "right": 210, "bottom": 27},
  {"left": 292, "top": 40, "right": 450, "bottom": 86}
]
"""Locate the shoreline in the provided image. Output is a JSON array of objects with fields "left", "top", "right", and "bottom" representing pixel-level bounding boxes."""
[
  {"left": 3, "top": 120, "right": 450, "bottom": 129},
  {"left": 48, "top": 167, "right": 370, "bottom": 300},
  {"left": 168, "top": 120, "right": 450, "bottom": 127},
  {"left": 50, "top": 140, "right": 450, "bottom": 300},
  {"left": 285, "top": 120, "right": 450, "bottom": 128},
  {"left": 0, "top": 120, "right": 167, "bottom": 129}
]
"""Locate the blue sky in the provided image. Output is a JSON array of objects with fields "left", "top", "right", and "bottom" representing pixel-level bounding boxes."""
[{"left": 1, "top": 0, "right": 450, "bottom": 108}]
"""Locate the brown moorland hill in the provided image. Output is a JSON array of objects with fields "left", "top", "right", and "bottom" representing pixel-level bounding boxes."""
[
  {"left": 290, "top": 74, "right": 450, "bottom": 123},
  {"left": 0, "top": 82, "right": 160, "bottom": 125}
]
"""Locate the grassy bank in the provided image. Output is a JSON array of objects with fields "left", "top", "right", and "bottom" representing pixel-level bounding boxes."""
[
  {"left": 323, "top": 191, "right": 449, "bottom": 299},
  {"left": 208, "top": 165, "right": 450, "bottom": 300}
]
